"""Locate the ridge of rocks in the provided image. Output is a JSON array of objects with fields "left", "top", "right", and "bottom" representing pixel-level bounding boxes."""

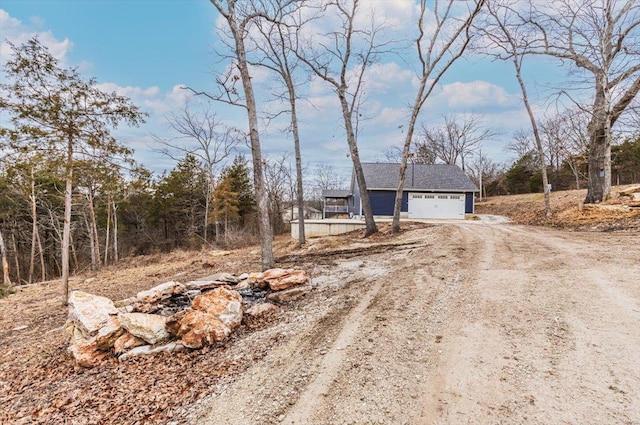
[{"left": 65, "top": 268, "right": 310, "bottom": 367}]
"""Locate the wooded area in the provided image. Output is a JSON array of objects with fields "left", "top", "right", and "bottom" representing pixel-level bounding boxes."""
[{"left": 1, "top": 0, "right": 639, "bottom": 294}]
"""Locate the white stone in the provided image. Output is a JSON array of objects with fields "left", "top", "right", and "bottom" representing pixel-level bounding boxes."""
[
  {"left": 118, "top": 342, "right": 188, "bottom": 361},
  {"left": 68, "top": 291, "right": 119, "bottom": 336},
  {"left": 118, "top": 312, "right": 170, "bottom": 345},
  {"left": 136, "top": 281, "right": 185, "bottom": 304},
  {"left": 267, "top": 284, "right": 312, "bottom": 303},
  {"left": 246, "top": 303, "right": 280, "bottom": 317}
]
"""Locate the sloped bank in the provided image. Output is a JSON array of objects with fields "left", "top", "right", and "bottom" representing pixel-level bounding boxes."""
[{"left": 65, "top": 268, "right": 311, "bottom": 367}]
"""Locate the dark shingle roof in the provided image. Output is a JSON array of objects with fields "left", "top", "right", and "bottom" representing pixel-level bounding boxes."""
[
  {"left": 322, "top": 189, "right": 351, "bottom": 198},
  {"left": 360, "top": 163, "right": 478, "bottom": 192}
]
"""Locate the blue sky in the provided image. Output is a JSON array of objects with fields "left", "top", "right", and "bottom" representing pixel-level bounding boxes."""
[{"left": 0, "top": 1, "right": 567, "bottom": 182}]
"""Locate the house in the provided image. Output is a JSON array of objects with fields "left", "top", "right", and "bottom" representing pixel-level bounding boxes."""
[
  {"left": 282, "top": 204, "right": 323, "bottom": 221},
  {"left": 322, "top": 163, "right": 479, "bottom": 220},
  {"left": 321, "top": 189, "right": 352, "bottom": 219}
]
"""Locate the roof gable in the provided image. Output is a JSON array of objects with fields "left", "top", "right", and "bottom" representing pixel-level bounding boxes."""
[
  {"left": 322, "top": 189, "right": 351, "bottom": 198},
  {"left": 361, "top": 163, "right": 478, "bottom": 192}
]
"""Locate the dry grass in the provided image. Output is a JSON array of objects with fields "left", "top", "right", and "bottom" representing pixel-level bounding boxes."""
[{"left": 476, "top": 184, "right": 640, "bottom": 231}]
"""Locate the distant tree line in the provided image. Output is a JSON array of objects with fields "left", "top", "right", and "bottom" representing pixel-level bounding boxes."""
[{"left": 2, "top": 0, "right": 639, "bottom": 295}]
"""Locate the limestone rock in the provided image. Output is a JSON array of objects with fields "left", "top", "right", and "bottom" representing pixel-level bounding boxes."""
[
  {"left": 185, "top": 272, "right": 241, "bottom": 291},
  {"left": 118, "top": 342, "right": 188, "bottom": 361},
  {"left": 94, "top": 315, "right": 124, "bottom": 350},
  {"left": 246, "top": 302, "right": 280, "bottom": 317},
  {"left": 118, "top": 312, "right": 170, "bottom": 345},
  {"left": 136, "top": 281, "right": 185, "bottom": 304},
  {"left": 248, "top": 272, "right": 267, "bottom": 289},
  {"left": 114, "top": 297, "right": 137, "bottom": 308},
  {"left": 113, "top": 332, "right": 146, "bottom": 355},
  {"left": 208, "top": 272, "right": 241, "bottom": 284},
  {"left": 68, "top": 326, "right": 110, "bottom": 368},
  {"left": 176, "top": 310, "right": 232, "bottom": 349},
  {"left": 259, "top": 268, "right": 309, "bottom": 291},
  {"left": 184, "top": 279, "right": 229, "bottom": 291},
  {"left": 235, "top": 280, "right": 251, "bottom": 290},
  {"left": 267, "top": 284, "right": 312, "bottom": 303},
  {"left": 165, "top": 310, "right": 187, "bottom": 336},
  {"left": 68, "top": 291, "right": 119, "bottom": 336},
  {"left": 192, "top": 287, "right": 243, "bottom": 330}
]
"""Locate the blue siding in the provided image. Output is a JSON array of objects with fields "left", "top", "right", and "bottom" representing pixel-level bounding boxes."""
[
  {"left": 368, "top": 191, "right": 408, "bottom": 215},
  {"left": 351, "top": 184, "right": 361, "bottom": 215},
  {"left": 465, "top": 192, "right": 474, "bottom": 213}
]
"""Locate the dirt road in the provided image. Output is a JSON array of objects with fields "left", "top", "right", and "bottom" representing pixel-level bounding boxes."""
[{"left": 185, "top": 222, "right": 640, "bottom": 425}]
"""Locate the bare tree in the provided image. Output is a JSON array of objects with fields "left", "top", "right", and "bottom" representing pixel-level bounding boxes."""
[
  {"left": 263, "top": 154, "right": 292, "bottom": 235},
  {"left": 467, "top": 150, "right": 501, "bottom": 200},
  {"left": 294, "top": 0, "right": 387, "bottom": 237},
  {"left": 391, "top": 0, "right": 486, "bottom": 233},
  {"left": 508, "top": 129, "right": 535, "bottom": 159},
  {"left": 416, "top": 114, "right": 496, "bottom": 171},
  {"left": 1, "top": 38, "right": 145, "bottom": 304},
  {"left": 0, "top": 229, "right": 10, "bottom": 287},
  {"left": 559, "top": 109, "right": 590, "bottom": 189},
  {"left": 540, "top": 109, "right": 590, "bottom": 189},
  {"left": 478, "top": 0, "right": 552, "bottom": 217},
  {"left": 153, "top": 101, "right": 241, "bottom": 244},
  {"left": 530, "top": 0, "right": 640, "bottom": 203},
  {"left": 199, "top": 0, "right": 278, "bottom": 269},
  {"left": 249, "top": 0, "right": 308, "bottom": 246},
  {"left": 314, "top": 164, "right": 347, "bottom": 192}
]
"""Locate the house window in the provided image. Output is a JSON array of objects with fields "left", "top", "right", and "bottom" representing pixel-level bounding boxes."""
[
  {"left": 438, "top": 195, "right": 448, "bottom": 199},
  {"left": 425, "top": 195, "right": 434, "bottom": 199}
]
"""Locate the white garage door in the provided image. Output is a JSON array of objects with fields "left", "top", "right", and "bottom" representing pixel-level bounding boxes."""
[{"left": 408, "top": 193, "right": 465, "bottom": 219}]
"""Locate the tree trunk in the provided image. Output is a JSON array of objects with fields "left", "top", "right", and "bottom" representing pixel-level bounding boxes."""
[
  {"left": 86, "top": 192, "right": 101, "bottom": 270},
  {"left": 585, "top": 78, "right": 612, "bottom": 203},
  {"left": 69, "top": 229, "right": 79, "bottom": 274},
  {"left": 288, "top": 79, "right": 306, "bottom": 247},
  {"left": 338, "top": 92, "right": 377, "bottom": 236},
  {"left": 585, "top": 124, "right": 610, "bottom": 203},
  {"left": 204, "top": 190, "right": 210, "bottom": 244},
  {"left": 104, "top": 194, "right": 111, "bottom": 265},
  {"left": 61, "top": 135, "right": 73, "bottom": 305},
  {"left": 11, "top": 231, "right": 21, "bottom": 285},
  {"left": 83, "top": 212, "right": 97, "bottom": 272},
  {"left": 0, "top": 229, "right": 11, "bottom": 287},
  {"left": 228, "top": 12, "right": 273, "bottom": 269},
  {"left": 392, "top": 77, "right": 426, "bottom": 233},
  {"left": 36, "top": 222, "right": 45, "bottom": 282},
  {"left": 28, "top": 166, "right": 37, "bottom": 283},
  {"left": 568, "top": 158, "right": 581, "bottom": 190},
  {"left": 112, "top": 201, "right": 119, "bottom": 262},
  {"left": 514, "top": 61, "right": 551, "bottom": 217}
]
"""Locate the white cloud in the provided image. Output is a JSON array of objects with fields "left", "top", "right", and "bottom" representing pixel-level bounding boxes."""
[
  {"left": 374, "top": 106, "right": 409, "bottom": 126},
  {"left": 365, "top": 62, "right": 417, "bottom": 92},
  {"left": 432, "top": 80, "right": 520, "bottom": 110},
  {"left": 356, "top": 0, "right": 420, "bottom": 31},
  {"left": 0, "top": 9, "right": 72, "bottom": 65},
  {"left": 94, "top": 82, "right": 194, "bottom": 117}
]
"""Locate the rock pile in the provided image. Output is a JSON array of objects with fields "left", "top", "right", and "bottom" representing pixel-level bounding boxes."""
[{"left": 65, "top": 268, "right": 311, "bottom": 367}]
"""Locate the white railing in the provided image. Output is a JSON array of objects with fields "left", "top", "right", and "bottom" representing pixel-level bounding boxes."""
[{"left": 324, "top": 205, "right": 349, "bottom": 213}]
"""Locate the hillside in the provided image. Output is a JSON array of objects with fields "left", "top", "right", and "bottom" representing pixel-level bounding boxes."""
[
  {"left": 1, "top": 193, "right": 639, "bottom": 423},
  {"left": 2, "top": 221, "right": 638, "bottom": 424},
  {"left": 476, "top": 184, "right": 640, "bottom": 231}
]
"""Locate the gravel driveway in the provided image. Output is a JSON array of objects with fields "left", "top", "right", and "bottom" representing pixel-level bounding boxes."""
[{"left": 186, "top": 222, "right": 640, "bottom": 424}]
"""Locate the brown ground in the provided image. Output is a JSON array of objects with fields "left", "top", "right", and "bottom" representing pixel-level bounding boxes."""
[
  {"left": 1, "top": 188, "right": 639, "bottom": 424},
  {"left": 476, "top": 184, "right": 640, "bottom": 231}
]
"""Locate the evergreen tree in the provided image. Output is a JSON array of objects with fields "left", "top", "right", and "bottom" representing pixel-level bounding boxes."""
[
  {"left": 152, "top": 154, "right": 207, "bottom": 249},
  {"left": 0, "top": 37, "right": 146, "bottom": 303},
  {"left": 219, "top": 155, "right": 256, "bottom": 226}
]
